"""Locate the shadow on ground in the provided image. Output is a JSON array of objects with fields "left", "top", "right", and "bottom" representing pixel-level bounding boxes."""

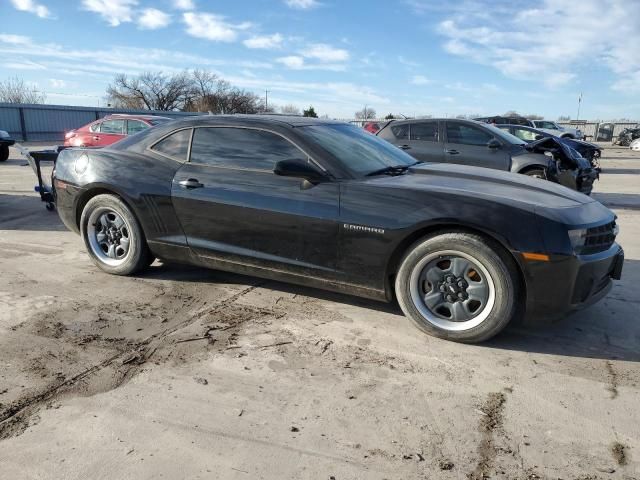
[{"left": 137, "top": 257, "right": 640, "bottom": 363}]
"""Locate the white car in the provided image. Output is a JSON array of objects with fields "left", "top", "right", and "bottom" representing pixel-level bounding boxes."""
[
  {"left": 531, "top": 120, "right": 583, "bottom": 140},
  {"left": 630, "top": 138, "right": 640, "bottom": 151}
]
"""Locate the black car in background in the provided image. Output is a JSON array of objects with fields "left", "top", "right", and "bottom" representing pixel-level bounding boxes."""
[
  {"left": 376, "top": 119, "right": 597, "bottom": 194},
  {"left": 0, "top": 129, "right": 16, "bottom": 162},
  {"left": 496, "top": 124, "right": 601, "bottom": 170},
  {"left": 52, "top": 115, "right": 623, "bottom": 343}
]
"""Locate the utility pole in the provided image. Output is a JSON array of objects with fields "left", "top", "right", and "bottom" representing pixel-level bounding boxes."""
[{"left": 576, "top": 92, "right": 582, "bottom": 121}]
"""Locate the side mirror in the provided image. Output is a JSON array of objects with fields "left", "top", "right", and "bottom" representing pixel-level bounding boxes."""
[
  {"left": 487, "top": 138, "right": 501, "bottom": 149},
  {"left": 274, "top": 159, "right": 327, "bottom": 183}
]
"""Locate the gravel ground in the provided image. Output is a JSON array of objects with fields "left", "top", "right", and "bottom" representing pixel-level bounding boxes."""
[{"left": 0, "top": 144, "right": 639, "bottom": 480}]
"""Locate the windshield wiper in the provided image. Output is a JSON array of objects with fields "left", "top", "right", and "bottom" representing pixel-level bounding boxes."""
[{"left": 365, "top": 161, "right": 421, "bottom": 177}]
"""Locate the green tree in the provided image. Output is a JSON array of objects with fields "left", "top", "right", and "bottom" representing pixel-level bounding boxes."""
[
  {"left": 384, "top": 113, "right": 395, "bottom": 120},
  {"left": 303, "top": 106, "right": 318, "bottom": 118}
]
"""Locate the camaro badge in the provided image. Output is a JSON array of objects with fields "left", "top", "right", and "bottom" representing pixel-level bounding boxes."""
[{"left": 343, "top": 223, "right": 385, "bottom": 235}]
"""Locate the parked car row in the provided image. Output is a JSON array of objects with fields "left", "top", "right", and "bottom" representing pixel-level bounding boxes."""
[
  {"left": 376, "top": 118, "right": 598, "bottom": 194},
  {"left": 475, "top": 116, "right": 584, "bottom": 140}
]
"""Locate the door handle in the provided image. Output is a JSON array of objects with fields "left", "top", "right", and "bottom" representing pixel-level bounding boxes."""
[
  {"left": 93, "top": 136, "right": 100, "bottom": 141},
  {"left": 445, "top": 149, "right": 459, "bottom": 155},
  {"left": 399, "top": 144, "right": 411, "bottom": 150},
  {"left": 178, "top": 178, "right": 204, "bottom": 189}
]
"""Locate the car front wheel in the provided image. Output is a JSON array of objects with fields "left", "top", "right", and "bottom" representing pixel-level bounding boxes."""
[
  {"left": 395, "top": 232, "right": 519, "bottom": 343},
  {"left": 523, "top": 168, "right": 546, "bottom": 179},
  {"left": 80, "top": 194, "right": 152, "bottom": 275},
  {"left": 0, "top": 145, "right": 9, "bottom": 162}
]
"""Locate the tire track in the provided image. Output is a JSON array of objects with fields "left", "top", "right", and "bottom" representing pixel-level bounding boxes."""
[{"left": 0, "top": 281, "right": 266, "bottom": 440}]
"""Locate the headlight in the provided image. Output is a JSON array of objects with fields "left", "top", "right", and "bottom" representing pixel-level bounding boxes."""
[{"left": 568, "top": 228, "right": 588, "bottom": 250}]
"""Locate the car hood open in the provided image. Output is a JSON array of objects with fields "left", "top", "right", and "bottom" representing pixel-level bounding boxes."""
[{"left": 370, "top": 162, "right": 594, "bottom": 211}]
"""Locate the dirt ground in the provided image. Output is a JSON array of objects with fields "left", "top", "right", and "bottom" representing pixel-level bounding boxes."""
[{"left": 0, "top": 144, "right": 639, "bottom": 480}]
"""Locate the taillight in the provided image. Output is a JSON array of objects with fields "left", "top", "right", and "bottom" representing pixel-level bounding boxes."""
[{"left": 65, "top": 131, "right": 76, "bottom": 139}]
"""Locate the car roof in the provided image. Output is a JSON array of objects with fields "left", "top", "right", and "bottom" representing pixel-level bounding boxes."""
[
  {"left": 163, "top": 114, "right": 344, "bottom": 128},
  {"left": 103, "top": 114, "right": 171, "bottom": 121}
]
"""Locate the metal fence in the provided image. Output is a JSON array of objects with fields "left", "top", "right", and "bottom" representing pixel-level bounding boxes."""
[{"left": 0, "top": 103, "right": 202, "bottom": 142}]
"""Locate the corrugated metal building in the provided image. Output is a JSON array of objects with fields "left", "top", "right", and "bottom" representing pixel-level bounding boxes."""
[{"left": 0, "top": 103, "right": 202, "bottom": 142}]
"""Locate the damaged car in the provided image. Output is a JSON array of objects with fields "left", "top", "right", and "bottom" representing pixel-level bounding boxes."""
[
  {"left": 50, "top": 115, "right": 623, "bottom": 343},
  {"left": 495, "top": 124, "right": 602, "bottom": 172},
  {"left": 376, "top": 118, "right": 597, "bottom": 194}
]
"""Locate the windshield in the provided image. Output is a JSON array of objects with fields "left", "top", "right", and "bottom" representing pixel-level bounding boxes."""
[
  {"left": 299, "top": 124, "right": 416, "bottom": 176},
  {"left": 483, "top": 124, "right": 527, "bottom": 146},
  {"left": 534, "top": 121, "right": 558, "bottom": 129}
]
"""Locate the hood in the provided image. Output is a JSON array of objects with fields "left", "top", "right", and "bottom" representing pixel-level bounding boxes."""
[{"left": 368, "top": 163, "right": 594, "bottom": 211}]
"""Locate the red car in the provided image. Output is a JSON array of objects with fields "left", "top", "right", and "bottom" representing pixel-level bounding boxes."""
[
  {"left": 363, "top": 121, "right": 381, "bottom": 134},
  {"left": 64, "top": 114, "right": 171, "bottom": 147}
]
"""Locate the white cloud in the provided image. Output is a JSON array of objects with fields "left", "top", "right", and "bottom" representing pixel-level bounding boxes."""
[
  {"left": 410, "top": 75, "right": 430, "bottom": 85},
  {"left": 303, "top": 43, "right": 349, "bottom": 62},
  {"left": 243, "top": 33, "right": 283, "bottom": 49},
  {"left": 3, "top": 60, "right": 46, "bottom": 70},
  {"left": 0, "top": 34, "right": 32, "bottom": 45},
  {"left": 436, "top": 0, "right": 640, "bottom": 91},
  {"left": 81, "top": 0, "right": 137, "bottom": 26},
  {"left": 138, "top": 8, "right": 171, "bottom": 29},
  {"left": 284, "top": 0, "right": 319, "bottom": 9},
  {"left": 183, "top": 12, "right": 251, "bottom": 41},
  {"left": 173, "top": 0, "right": 195, "bottom": 9},
  {"left": 10, "top": 0, "right": 51, "bottom": 18},
  {"left": 49, "top": 78, "right": 67, "bottom": 88},
  {"left": 276, "top": 56, "right": 305, "bottom": 69}
]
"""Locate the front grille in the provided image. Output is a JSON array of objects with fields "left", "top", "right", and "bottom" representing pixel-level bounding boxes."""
[{"left": 581, "top": 221, "right": 617, "bottom": 254}]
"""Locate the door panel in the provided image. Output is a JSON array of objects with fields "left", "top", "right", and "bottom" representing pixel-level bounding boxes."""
[
  {"left": 405, "top": 121, "right": 444, "bottom": 163},
  {"left": 172, "top": 164, "right": 340, "bottom": 275},
  {"left": 444, "top": 121, "right": 510, "bottom": 171}
]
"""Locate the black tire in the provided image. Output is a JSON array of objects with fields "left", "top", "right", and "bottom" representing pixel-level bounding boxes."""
[
  {"left": 395, "top": 232, "right": 520, "bottom": 343},
  {"left": 522, "top": 168, "right": 546, "bottom": 179},
  {"left": 80, "top": 194, "right": 152, "bottom": 275},
  {"left": 0, "top": 145, "right": 9, "bottom": 162}
]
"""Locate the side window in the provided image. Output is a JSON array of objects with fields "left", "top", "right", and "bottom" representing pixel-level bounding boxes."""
[
  {"left": 446, "top": 122, "right": 493, "bottom": 146},
  {"left": 100, "top": 120, "right": 125, "bottom": 134},
  {"left": 390, "top": 124, "right": 409, "bottom": 140},
  {"left": 514, "top": 128, "right": 539, "bottom": 142},
  {"left": 127, "top": 120, "right": 148, "bottom": 135},
  {"left": 89, "top": 122, "right": 101, "bottom": 133},
  {"left": 150, "top": 129, "right": 191, "bottom": 161},
  {"left": 190, "top": 127, "right": 306, "bottom": 170},
  {"left": 410, "top": 122, "right": 437, "bottom": 141}
]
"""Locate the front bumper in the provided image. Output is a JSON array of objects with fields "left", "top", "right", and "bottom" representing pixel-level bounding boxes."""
[
  {"left": 522, "top": 244, "right": 623, "bottom": 322},
  {"left": 0, "top": 139, "right": 16, "bottom": 147}
]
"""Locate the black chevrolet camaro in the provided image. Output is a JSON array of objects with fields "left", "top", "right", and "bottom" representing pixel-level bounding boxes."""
[{"left": 52, "top": 115, "right": 624, "bottom": 343}]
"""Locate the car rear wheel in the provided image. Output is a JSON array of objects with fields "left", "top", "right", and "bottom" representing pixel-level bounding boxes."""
[
  {"left": 523, "top": 168, "right": 546, "bottom": 179},
  {"left": 0, "top": 145, "right": 9, "bottom": 162},
  {"left": 395, "top": 232, "right": 519, "bottom": 343},
  {"left": 80, "top": 194, "right": 152, "bottom": 275}
]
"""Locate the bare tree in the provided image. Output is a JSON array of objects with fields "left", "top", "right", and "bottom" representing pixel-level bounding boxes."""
[
  {"left": 0, "top": 77, "right": 46, "bottom": 104},
  {"left": 280, "top": 104, "right": 301, "bottom": 115},
  {"left": 106, "top": 70, "right": 264, "bottom": 114},
  {"left": 106, "top": 71, "right": 195, "bottom": 111},
  {"left": 355, "top": 106, "right": 376, "bottom": 120}
]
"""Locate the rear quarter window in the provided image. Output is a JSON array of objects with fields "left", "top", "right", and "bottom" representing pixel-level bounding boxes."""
[{"left": 150, "top": 128, "right": 192, "bottom": 161}]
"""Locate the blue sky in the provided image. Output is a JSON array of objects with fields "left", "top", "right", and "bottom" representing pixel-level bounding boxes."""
[{"left": 1, "top": 0, "right": 639, "bottom": 119}]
